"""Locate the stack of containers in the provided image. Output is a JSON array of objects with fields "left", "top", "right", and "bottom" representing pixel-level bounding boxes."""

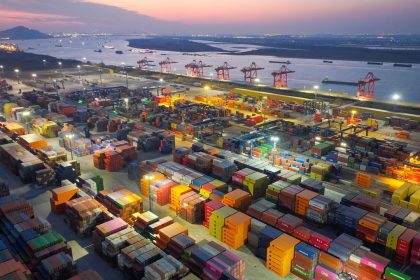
[
  {"left": 102, "top": 227, "right": 143, "bottom": 260},
  {"left": 203, "top": 200, "right": 224, "bottom": 228},
  {"left": 170, "top": 185, "right": 191, "bottom": 211},
  {"left": 195, "top": 152, "right": 215, "bottom": 174},
  {"left": 278, "top": 185, "right": 304, "bottom": 212},
  {"left": 178, "top": 193, "right": 206, "bottom": 224},
  {"left": 306, "top": 195, "right": 333, "bottom": 224},
  {"left": 151, "top": 178, "right": 178, "bottom": 206},
  {"left": 383, "top": 268, "right": 412, "bottom": 280},
  {"left": 295, "top": 189, "right": 318, "bottom": 216},
  {"left": 185, "top": 240, "right": 225, "bottom": 276},
  {"left": 266, "top": 180, "right": 290, "bottom": 203},
  {"left": 243, "top": 171, "right": 270, "bottom": 198},
  {"left": 132, "top": 211, "right": 159, "bottom": 233},
  {"left": 143, "top": 255, "right": 189, "bottom": 280},
  {"left": 336, "top": 205, "right": 368, "bottom": 235},
  {"left": 386, "top": 225, "right": 407, "bottom": 258},
  {"left": 293, "top": 226, "right": 313, "bottom": 243},
  {"left": 291, "top": 242, "right": 320, "bottom": 280},
  {"left": 266, "top": 233, "right": 300, "bottom": 277},
  {"left": 222, "top": 189, "right": 252, "bottom": 212},
  {"left": 315, "top": 251, "right": 343, "bottom": 280},
  {"left": 202, "top": 250, "right": 246, "bottom": 280},
  {"left": 276, "top": 214, "right": 303, "bottom": 234},
  {"left": 300, "top": 178, "right": 325, "bottom": 194},
  {"left": 376, "top": 221, "right": 397, "bottom": 254},
  {"left": 261, "top": 208, "right": 285, "bottom": 227},
  {"left": 257, "top": 226, "right": 283, "bottom": 260},
  {"left": 38, "top": 252, "right": 76, "bottom": 280},
  {"left": 140, "top": 172, "right": 165, "bottom": 196},
  {"left": 356, "top": 212, "right": 387, "bottom": 243},
  {"left": 76, "top": 173, "right": 104, "bottom": 196},
  {"left": 166, "top": 233, "right": 195, "bottom": 259},
  {"left": 212, "top": 159, "right": 237, "bottom": 182},
  {"left": 411, "top": 233, "right": 420, "bottom": 265},
  {"left": 222, "top": 212, "right": 251, "bottom": 249},
  {"left": 232, "top": 168, "right": 255, "bottom": 189},
  {"left": 201, "top": 179, "right": 228, "bottom": 200},
  {"left": 155, "top": 223, "right": 188, "bottom": 250},
  {"left": 395, "top": 228, "right": 418, "bottom": 266},
  {"left": 65, "top": 196, "right": 106, "bottom": 234},
  {"left": 93, "top": 218, "right": 128, "bottom": 254},
  {"left": 328, "top": 234, "right": 362, "bottom": 262},
  {"left": 359, "top": 251, "right": 390, "bottom": 280},
  {"left": 309, "top": 232, "right": 333, "bottom": 252},
  {"left": 209, "top": 206, "right": 237, "bottom": 241},
  {"left": 342, "top": 246, "right": 370, "bottom": 278},
  {"left": 103, "top": 189, "right": 143, "bottom": 222},
  {"left": 246, "top": 199, "right": 276, "bottom": 220},
  {"left": 191, "top": 175, "right": 214, "bottom": 191},
  {"left": 247, "top": 219, "right": 267, "bottom": 253},
  {"left": 173, "top": 147, "right": 190, "bottom": 163},
  {"left": 50, "top": 184, "right": 80, "bottom": 214},
  {"left": 145, "top": 217, "right": 174, "bottom": 240}
]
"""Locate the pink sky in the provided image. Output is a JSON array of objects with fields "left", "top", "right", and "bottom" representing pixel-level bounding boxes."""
[{"left": 0, "top": 0, "right": 419, "bottom": 34}]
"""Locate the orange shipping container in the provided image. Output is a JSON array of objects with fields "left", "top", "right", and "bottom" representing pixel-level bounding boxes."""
[{"left": 267, "top": 234, "right": 301, "bottom": 277}]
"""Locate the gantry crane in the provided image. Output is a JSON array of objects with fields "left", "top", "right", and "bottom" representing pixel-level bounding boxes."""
[
  {"left": 215, "top": 62, "right": 236, "bottom": 80},
  {"left": 185, "top": 60, "right": 212, "bottom": 77},
  {"left": 137, "top": 57, "right": 154, "bottom": 69},
  {"left": 272, "top": 65, "right": 295, "bottom": 88},
  {"left": 241, "top": 62, "right": 264, "bottom": 83},
  {"left": 159, "top": 57, "right": 178, "bottom": 73},
  {"left": 357, "top": 72, "right": 380, "bottom": 100}
]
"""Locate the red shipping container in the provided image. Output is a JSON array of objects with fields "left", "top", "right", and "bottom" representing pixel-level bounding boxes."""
[{"left": 309, "top": 232, "right": 332, "bottom": 251}]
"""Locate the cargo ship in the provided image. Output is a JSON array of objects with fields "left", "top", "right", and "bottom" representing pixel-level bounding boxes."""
[
  {"left": 269, "top": 60, "right": 291, "bottom": 65},
  {"left": 322, "top": 77, "right": 357, "bottom": 86},
  {"left": 367, "top": 61, "right": 383, "bottom": 65},
  {"left": 323, "top": 60, "right": 333, "bottom": 64},
  {"left": 393, "top": 63, "right": 412, "bottom": 68}
]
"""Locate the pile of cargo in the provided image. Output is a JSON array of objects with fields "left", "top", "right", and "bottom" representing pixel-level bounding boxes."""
[
  {"left": 140, "top": 172, "right": 165, "bottom": 196},
  {"left": 32, "top": 118, "right": 59, "bottom": 138},
  {"left": 222, "top": 211, "right": 251, "bottom": 249},
  {"left": 36, "top": 145, "right": 67, "bottom": 166},
  {"left": 291, "top": 242, "right": 320, "bottom": 279},
  {"left": 184, "top": 240, "right": 245, "bottom": 279},
  {"left": 222, "top": 189, "right": 251, "bottom": 212},
  {"left": 155, "top": 222, "right": 188, "bottom": 250},
  {"left": 0, "top": 121, "right": 25, "bottom": 135},
  {"left": 75, "top": 173, "right": 104, "bottom": 197},
  {"left": 209, "top": 206, "right": 237, "bottom": 241},
  {"left": 211, "top": 158, "right": 237, "bottom": 182},
  {"left": 49, "top": 101, "right": 77, "bottom": 117},
  {"left": 102, "top": 188, "right": 143, "bottom": 222},
  {"left": 178, "top": 191, "right": 206, "bottom": 224},
  {"left": 50, "top": 183, "right": 80, "bottom": 214},
  {"left": 0, "top": 195, "right": 74, "bottom": 276},
  {"left": 242, "top": 171, "right": 270, "bottom": 198},
  {"left": 59, "top": 133, "right": 96, "bottom": 157},
  {"left": 65, "top": 196, "right": 107, "bottom": 235},
  {"left": 170, "top": 185, "right": 192, "bottom": 211},
  {"left": 16, "top": 133, "right": 48, "bottom": 151},
  {"left": 93, "top": 149, "right": 125, "bottom": 172},
  {"left": 0, "top": 142, "right": 44, "bottom": 183},
  {"left": 150, "top": 178, "right": 178, "bottom": 206},
  {"left": 202, "top": 200, "right": 224, "bottom": 228},
  {"left": 391, "top": 182, "right": 420, "bottom": 212}
]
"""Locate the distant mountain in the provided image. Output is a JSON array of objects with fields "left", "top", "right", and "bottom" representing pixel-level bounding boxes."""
[{"left": 0, "top": 26, "right": 51, "bottom": 40}]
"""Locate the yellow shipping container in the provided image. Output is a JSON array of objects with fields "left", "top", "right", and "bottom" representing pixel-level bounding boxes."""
[
  {"left": 409, "top": 189, "right": 420, "bottom": 205},
  {"left": 3, "top": 103, "right": 18, "bottom": 116},
  {"left": 386, "top": 225, "right": 406, "bottom": 249}
]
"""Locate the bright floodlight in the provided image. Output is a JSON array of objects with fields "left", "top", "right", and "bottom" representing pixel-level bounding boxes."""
[
  {"left": 145, "top": 174, "right": 155, "bottom": 180},
  {"left": 271, "top": 136, "right": 279, "bottom": 142},
  {"left": 255, "top": 78, "right": 260, "bottom": 83},
  {"left": 159, "top": 78, "right": 164, "bottom": 82},
  {"left": 58, "top": 61, "right": 62, "bottom": 66},
  {"left": 204, "top": 85, "right": 210, "bottom": 90},
  {"left": 124, "top": 98, "right": 129, "bottom": 102},
  {"left": 313, "top": 85, "right": 319, "bottom": 90},
  {"left": 22, "top": 111, "right": 31, "bottom": 116},
  {"left": 392, "top": 93, "right": 400, "bottom": 101},
  {"left": 340, "top": 142, "right": 347, "bottom": 147},
  {"left": 32, "top": 73, "right": 37, "bottom": 78},
  {"left": 77, "top": 65, "right": 81, "bottom": 69},
  {"left": 14, "top": 69, "right": 19, "bottom": 73},
  {"left": 66, "top": 134, "right": 74, "bottom": 139},
  {"left": 0, "top": 65, "right": 3, "bottom": 69},
  {"left": 315, "top": 136, "right": 321, "bottom": 141}
]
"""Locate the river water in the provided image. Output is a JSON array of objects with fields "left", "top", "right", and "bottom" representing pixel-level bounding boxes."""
[{"left": 12, "top": 35, "right": 420, "bottom": 103}]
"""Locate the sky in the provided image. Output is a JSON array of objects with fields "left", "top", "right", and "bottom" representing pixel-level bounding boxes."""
[{"left": 0, "top": 0, "right": 419, "bottom": 34}]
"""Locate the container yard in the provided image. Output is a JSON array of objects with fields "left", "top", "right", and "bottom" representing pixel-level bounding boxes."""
[{"left": 0, "top": 65, "right": 418, "bottom": 280}]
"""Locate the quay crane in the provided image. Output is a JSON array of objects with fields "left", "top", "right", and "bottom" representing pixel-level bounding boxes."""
[
  {"left": 159, "top": 57, "right": 178, "bottom": 73},
  {"left": 185, "top": 60, "right": 212, "bottom": 77},
  {"left": 215, "top": 62, "right": 236, "bottom": 80},
  {"left": 272, "top": 65, "right": 295, "bottom": 88},
  {"left": 357, "top": 72, "right": 380, "bottom": 100},
  {"left": 241, "top": 62, "right": 264, "bottom": 83}
]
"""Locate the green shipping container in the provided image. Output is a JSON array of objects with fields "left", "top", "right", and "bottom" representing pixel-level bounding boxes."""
[{"left": 384, "top": 267, "right": 411, "bottom": 280}]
